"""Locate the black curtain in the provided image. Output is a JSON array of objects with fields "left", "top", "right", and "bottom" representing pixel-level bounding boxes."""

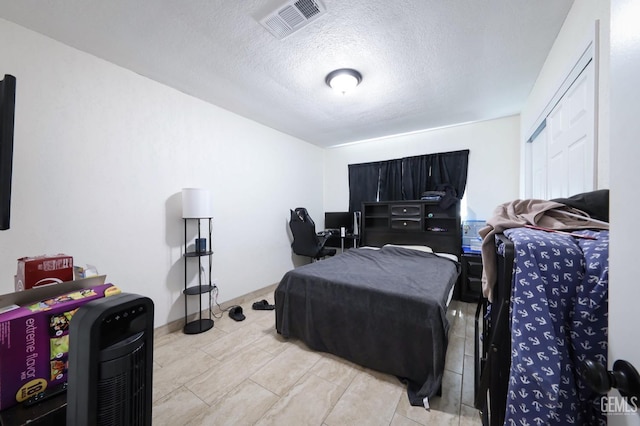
[
  {"left": 401, "top": 150, "right": 469, "bottom": 199},
  {"left": 348, "top": 160, "right": 402, "bottom": 212},
  {"left": 430, "top": 150, "right": 469, "bottom": 198},
  {"left": 378, "top": 159, "right": 403, "bottom": 202},
  {"left": 349, "top": 150, "right": 469, "bottom": 210},
  {"left": 348, "top": 162, "right": 382, "bottom": 213},
  {"left": 401, "top": 154, "right": 433, "bottom": 200}
]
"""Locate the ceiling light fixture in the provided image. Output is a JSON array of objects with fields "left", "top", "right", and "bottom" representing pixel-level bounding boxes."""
[{"left": 325, "top": 68, "right": 362, "bottom": 94}]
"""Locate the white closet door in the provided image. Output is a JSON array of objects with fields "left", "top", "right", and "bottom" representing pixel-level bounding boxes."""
[{"left": 546, "top": 60, "right": 596, "bottom": 199}]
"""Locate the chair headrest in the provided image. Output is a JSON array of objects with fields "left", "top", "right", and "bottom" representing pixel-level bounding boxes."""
[{"left": 291, "top": 207, "right": 311, "bottom": 223}]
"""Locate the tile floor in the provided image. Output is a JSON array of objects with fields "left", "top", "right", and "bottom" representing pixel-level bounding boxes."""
[{"left": 152, "top": 291, "right": 482, "bottom": 426}]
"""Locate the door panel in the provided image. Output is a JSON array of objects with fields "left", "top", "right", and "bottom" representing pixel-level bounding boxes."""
[
  {"left": 548, "top": 149, "right": 566, "bottom": 199},
  {"left": 568, "top": 71, "right": 589, "bottom": 125},
  {"left": 531, "top": 126, "right": 547, "bottom": 199},
  {"left": 527, "top": 59, "right": 595, "bottom": 200},
  {"left": 567, "top": 134, "right": 589, "bottom": 195},
  {"left": 547, "top": 60, "right": 594, "bottom": 199}
]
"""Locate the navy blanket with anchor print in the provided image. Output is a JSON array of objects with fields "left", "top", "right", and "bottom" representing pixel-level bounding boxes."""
[{"left": 501, "top": 227, "right": 608, "bottom": 426}]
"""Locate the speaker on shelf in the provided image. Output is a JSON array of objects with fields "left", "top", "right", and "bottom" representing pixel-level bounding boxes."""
[{"left": 67, "top": 293, "right": 154, "bottom": 426}]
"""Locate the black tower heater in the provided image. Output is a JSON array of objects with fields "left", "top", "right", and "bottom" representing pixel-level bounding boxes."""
[{"left": 67, "top": 293, "right": 154, "bottom": 426}]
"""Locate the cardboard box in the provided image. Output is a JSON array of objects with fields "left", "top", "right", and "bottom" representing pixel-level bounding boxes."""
[
  {"left": 16, "top": 254, "right": 74, "bottom": 292},
  {"left": 0, "top": 276, "right": 119, "bottom": 411}
]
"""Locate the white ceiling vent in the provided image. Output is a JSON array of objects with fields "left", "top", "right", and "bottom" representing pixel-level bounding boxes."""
[{"left": 259, "top": 0, "right": 326, "bottom": 40}]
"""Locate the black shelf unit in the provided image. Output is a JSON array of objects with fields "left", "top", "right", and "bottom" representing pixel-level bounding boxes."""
[
  {"left": 183, "top": 217, "right": 214, "bottom": 334},
  {"left": 361, "top": 200, "right": 461, "bottom": 257}
]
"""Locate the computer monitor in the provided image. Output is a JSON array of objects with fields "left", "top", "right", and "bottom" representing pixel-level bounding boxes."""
[{"left": 324, "top": 211, "right": 352, "bottom": 232}]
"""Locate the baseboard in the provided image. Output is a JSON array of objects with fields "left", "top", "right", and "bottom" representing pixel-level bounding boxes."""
[{"left": 154, "top": 282, "right": 279, "bottom": 338}]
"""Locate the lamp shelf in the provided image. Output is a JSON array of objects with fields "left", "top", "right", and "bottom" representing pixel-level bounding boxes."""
[
  {"left": 182, "top": 216, "right": 214, "bottom": 334},
  {"left": 184, "top": 250, "right": 213, "bottom": 257},
  {"left": 183, "top": 285, "right": 215, "bottom": 296},
  {"left": 184, "top": 319, "right": 214, "bottom": 335}
]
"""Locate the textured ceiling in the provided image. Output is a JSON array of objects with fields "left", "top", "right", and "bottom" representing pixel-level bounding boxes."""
[{"left": 0, "top": 0, "right": 574, "bottom": 147}]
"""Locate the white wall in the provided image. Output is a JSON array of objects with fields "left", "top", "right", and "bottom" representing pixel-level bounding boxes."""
[
  {"left": 609, "top": 2, "right": 640, "bottom": 424},
  {"left": 520, "top": 0, "right": 610, "bottom": 193},
  {"left": 0, "top": 19, "right": 324, "bottom": 328},
  {"left": 323, "top": 116, "right": 520, "bottom": 221}
]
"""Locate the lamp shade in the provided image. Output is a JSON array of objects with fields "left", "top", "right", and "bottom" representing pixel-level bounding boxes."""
[{"left": 181, "top": 188, "right": 212, "bottom": 218}]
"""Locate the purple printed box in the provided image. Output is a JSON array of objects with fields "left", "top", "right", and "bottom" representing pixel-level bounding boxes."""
[{"left": 0, "top": 281, "right": 120, "bottom": 411}]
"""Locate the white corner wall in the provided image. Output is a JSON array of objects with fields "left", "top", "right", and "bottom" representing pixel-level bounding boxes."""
[
  {"left": 0, "top": 19, "right": 324, "bottom": 328},
  {"left": 520, "top": 0, "right": 610, "bottom": 193},
  {"left": 323, "top": 116, "right": 520, "bottom": 221}
]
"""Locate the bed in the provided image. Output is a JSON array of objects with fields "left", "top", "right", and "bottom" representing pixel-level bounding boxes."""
[
  {"left": 274, "top": 244, "right": 460, "bottom": 407},
  {"left": 475, "top": 226, "right": 609, "bottom": 425}
]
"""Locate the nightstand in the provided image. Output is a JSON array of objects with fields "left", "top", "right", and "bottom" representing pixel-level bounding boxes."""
[{"left": 460, "top": 252, "right": 483, "bottom": 302}]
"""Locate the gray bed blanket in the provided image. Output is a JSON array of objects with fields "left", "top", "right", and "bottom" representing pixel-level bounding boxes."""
[{"left": 275, "top": 245, "right": 460, "bottom": 406}]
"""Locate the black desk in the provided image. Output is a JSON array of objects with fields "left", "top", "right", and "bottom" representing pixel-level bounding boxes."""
[
  {"left": 0, "top": 393, "right": 66, "bottom": 426},
  {"left": 324, "top": 232, "right": 359, "bottom": 252}
]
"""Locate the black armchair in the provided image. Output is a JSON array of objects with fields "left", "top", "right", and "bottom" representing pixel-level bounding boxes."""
[{"left": 289, "top": 208, "right": 337, "bottom": 261}]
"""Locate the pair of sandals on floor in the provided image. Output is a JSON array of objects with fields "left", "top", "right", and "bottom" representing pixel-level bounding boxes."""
[{"left": 228, "top": 299, "right": 274, "bottom": 321}]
